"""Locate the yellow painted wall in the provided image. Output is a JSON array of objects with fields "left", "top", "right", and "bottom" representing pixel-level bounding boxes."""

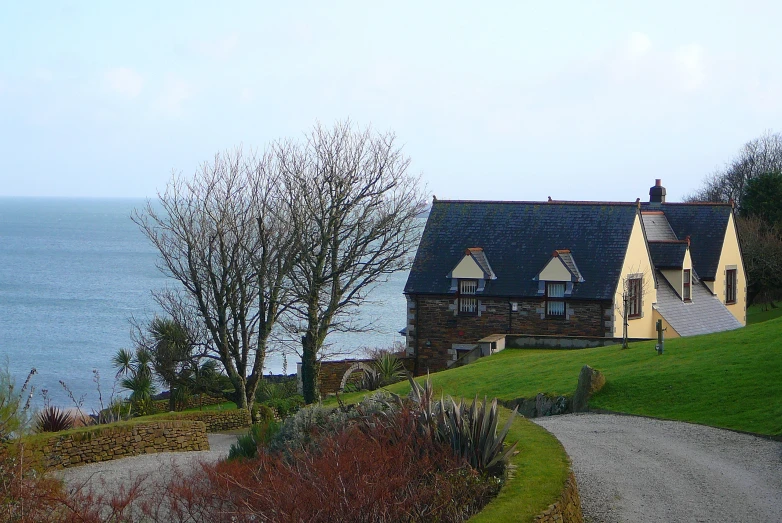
[
  {"left": 613, "top": 214, "right": 657, "bottom": 339},
  {"left": 660, "top": 248, "right": 692, "bottom": 299},
  {"left": 711, "top": 212, "right": 747, "bottom": 325},
  {"left": 539, "top": 257, "right": 572, "bottom": 281},
  {"left": 652, "top": 309, "right": 681, "bottom": 339},
  {"left": 451, "top": 255, "right": 484, "bottom": 279}
]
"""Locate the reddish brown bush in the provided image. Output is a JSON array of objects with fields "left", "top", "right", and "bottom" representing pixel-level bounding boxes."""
[
  {"left": 152, "top": 407, "right": 500, "bottom": 522},
  {"left": 5, "top": 408, "right": 501, "bottom": 522},
  {"left": 0, "top": 442, "right": 70, "bottom": 523}
]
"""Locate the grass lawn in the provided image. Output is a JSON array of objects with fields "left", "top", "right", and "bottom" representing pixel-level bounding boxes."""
[
  {"left": 747, "top": 303, "right": 782, "bottom": 324},
  {"left": 335, "top": 316, "right": 782, "bottom": 436}
]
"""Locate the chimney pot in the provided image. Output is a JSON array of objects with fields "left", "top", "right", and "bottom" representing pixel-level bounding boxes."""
[{"left": 655, "top": 179, "right": 662, "bottom": 187}]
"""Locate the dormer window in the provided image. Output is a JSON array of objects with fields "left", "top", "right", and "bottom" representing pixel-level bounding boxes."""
[
  {"left": 683, "top": 269, "right": 691, "bottom": 301},
  {"left": 459, "top": 279, "right": 478, "bottom": 314},
  {"left": 546, "top": 282, "right": 565, "bottom": 317}
]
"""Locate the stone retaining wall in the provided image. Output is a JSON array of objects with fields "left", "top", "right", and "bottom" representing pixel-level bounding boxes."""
[
  {"left": 28, "top": 420, "right": 209, "bottom": 470},
  {"left": 149, "top": 394, "right": 226, "bottom": 414},
  {"left": 534, "top": 470, "right": 583, "bottom": 523},
  {"left": 318, "top": 357, "right": 415, "bottom": 396},
  {"left": 161, "top": 409, "right": 251, "bottom": 432}
]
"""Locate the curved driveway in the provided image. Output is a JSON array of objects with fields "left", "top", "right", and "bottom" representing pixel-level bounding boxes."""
[
  {"left": 534, "top": 413, "right": 782, "bottom": 523},
  {"left": 54, "top": 433, "right": 238, "bottom": 495}
]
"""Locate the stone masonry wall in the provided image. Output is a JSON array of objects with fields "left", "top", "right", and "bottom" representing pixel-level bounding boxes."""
[
  {"left": 149, "top": 394, "right": 226, "bottom": 414},
  {"left": 162, "top": 409, "right": 251, "bottom": 432},
  {"left": 319, "top": 358, "right": 415, "bottom": 396},
  {"left": 28, "top": 420, "right": 209, "bottom": 470},
  {"left": 534, "top": 470, "right": 583, "bottom": 523},
  {"left": 414, "top": 295, "right": 611, "bottom": 372}
]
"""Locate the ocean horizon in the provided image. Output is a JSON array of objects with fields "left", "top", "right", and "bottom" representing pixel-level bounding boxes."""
[{"left": 0, "top": 197, "right": 407, "bottom": 411}]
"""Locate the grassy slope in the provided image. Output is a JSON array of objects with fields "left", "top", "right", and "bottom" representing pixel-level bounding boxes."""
[
  {"left": 747, "top": 303, "right": 782, "bottom": 324},
  {"left": 337, "top": 316, "right": 782, "bottom": 436}
]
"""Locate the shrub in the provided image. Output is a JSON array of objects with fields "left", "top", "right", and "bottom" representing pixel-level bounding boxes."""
[
  {"left": 154, "top": 406, "right": 501, "bottom": 522},
  {"left": 252, "top": 403, "right": 275, "bottom": 424},
  {"left": 268, "top": 392, "right": 392, "bottom": 453},
  {"left": 263, "top": 395, "right": 304, "bottom": 419},
  {"left": 35, "top": 405, "right": 74, "bottom": 433},
  {"left": 228, "top": 420, "right": 280, "bottom": 460}
]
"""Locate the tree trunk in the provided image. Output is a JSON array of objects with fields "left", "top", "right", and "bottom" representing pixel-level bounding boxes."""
[
  {"left": 168, "top": 387, "right": 176, "bottom": 412},
  {"left": 301, "top": 334, "right": 319, "bottom": 404}
]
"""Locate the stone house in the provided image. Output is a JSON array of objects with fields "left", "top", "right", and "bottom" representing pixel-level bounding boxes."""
[{"left": 403, "top": 180, "right": 746, "bottom": 372}]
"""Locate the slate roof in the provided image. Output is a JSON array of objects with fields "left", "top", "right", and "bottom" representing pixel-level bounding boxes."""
[
  {"left": 466, "top": 248, "right": 496, "bottom": 279},
  {"left": 405, "top": 200, "right": 639, "bottom": 300},
  {"left": 643, "top": 203, "right": 733, "bottom": 281},
  {"left": 654, "top": 271, "right": 742, "bottom": 336},
  {"left": 641, "top": 212, "right": 677, "bottom": 241},
  {"left": 648, "top": 241, "right": 688, "bottom": 269},
  {"left": 555, "top": 250, "right": 584, "bottom": 282}
]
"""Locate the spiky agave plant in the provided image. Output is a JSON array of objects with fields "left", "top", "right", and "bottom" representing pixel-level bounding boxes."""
[
  {"left": 36, "top": 405, "right": 74, "bottom": 433},
  {"left": 438, "top": 396, "right": 518, "bottom": 474}
]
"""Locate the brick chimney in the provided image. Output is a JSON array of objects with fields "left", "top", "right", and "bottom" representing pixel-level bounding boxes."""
[{"left": 649, "top": 179, "right": 666, "bottom": 204}]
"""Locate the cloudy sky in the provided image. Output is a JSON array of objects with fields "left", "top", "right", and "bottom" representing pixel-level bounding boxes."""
[{"left": 1, "top": 1, "right": 780, "bottom": 201}]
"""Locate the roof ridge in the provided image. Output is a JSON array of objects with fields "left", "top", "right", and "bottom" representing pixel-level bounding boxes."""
[
  {"left": 648, "top": 239, "right": 689, "bottom": 244},
  {"left": 434, "top": 199, "right": 639, "bottom": 206},
  {"left": 644, "top": 201, "right": 733, "bottom": 207}
]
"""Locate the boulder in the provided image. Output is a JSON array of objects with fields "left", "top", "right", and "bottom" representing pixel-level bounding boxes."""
[{"left": 572, "top": 365, "right": 605, "bottom": 412}]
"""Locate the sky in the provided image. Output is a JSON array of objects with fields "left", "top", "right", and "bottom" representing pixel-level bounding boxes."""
[{"left": 1, "top": 1, "right": 781, "bottom": 202}]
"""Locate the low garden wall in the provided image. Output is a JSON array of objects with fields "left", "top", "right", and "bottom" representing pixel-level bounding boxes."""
[
  {"left": 149, "top": 394, "right": 226, "bottom": 414},
  {"left": 506, "top": 334, "right": 649, "bottom": 349},
  {"left": 534, "top": 470, "right": 582, "bottom": 523},
  {"left": 318, "top": 357, "right": 415, "bottom": 395},
  {"left": 159, "top": 409, "right": 251, "bottom": 432},
  {"left": 27, "top": 420, "right": 209, "bottom": 470}
]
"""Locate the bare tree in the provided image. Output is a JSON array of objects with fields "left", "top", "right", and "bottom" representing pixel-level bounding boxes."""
[
  {"left": 278, "top": 122, "right": 427, "bottom": 403},
  {"left": 133, "top": 149, "right": 297, "bottom": 410},
  {"left": 687, "top": 131, "right": 782, "bottom": 208},
  {"left": 615, "top": 269, "right": 653, "bottom": 349}
]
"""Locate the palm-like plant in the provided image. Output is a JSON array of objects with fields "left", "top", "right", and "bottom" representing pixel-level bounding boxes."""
[
  {"left": 148, "top": 317, "right": 193, "bottom": 411},
  {"left": 374, "top": 352, "right": 406, "bottom": 385},
  {"left": 113, "top": 347, "right": 157, "bottom": 415}
]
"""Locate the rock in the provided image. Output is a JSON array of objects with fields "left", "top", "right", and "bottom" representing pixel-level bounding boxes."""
[
  {"left": 572, "top": 365, "right": 605, "bottom": 412},
  {"left": 552, "top": 395, "right": 568, "bottom": 415},
  {"left": 536, "top": 393, "right": 555, "bottom": 416}
]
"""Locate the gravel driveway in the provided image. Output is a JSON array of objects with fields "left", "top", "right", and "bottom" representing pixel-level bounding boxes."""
[
  {"left": 53, "top": 433, "right": 238, "bottom": 496},
  {"left": 534, "top": 413, "right": 782, "bottom": 523}
]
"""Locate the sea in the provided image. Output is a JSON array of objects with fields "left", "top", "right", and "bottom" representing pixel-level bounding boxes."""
[{"left": 0, "top": 198, "right": 408, "bottom": 411}]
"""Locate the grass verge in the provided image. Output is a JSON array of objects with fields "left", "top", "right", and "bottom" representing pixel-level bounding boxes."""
[{"left": 470, "top": 410, "right": 569, "bottom": 523}]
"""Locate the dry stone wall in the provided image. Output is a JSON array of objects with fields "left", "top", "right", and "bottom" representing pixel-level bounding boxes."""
[
  {"left": 534, "top": 470, "right": 583, "bottom": 523},
  {"left": 149, "top": 394, "right": 226, "bottom": 414},
  {"left": 28, "top": 420, "right": 209, "bottom": 470},
  {"left": 162, "top": 409, "right": 251, "bottom": 431}
]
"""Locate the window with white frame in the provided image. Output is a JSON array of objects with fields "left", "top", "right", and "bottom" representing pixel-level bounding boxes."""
[
  {"left": 459, "top": 279, "right": 478, "bottom": 314},
  {"left": 683, "top": 269, "right": 691, "bottom": 301},
  {"left": 546, "top": 282, "right": 565, "bottom": 318}
]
